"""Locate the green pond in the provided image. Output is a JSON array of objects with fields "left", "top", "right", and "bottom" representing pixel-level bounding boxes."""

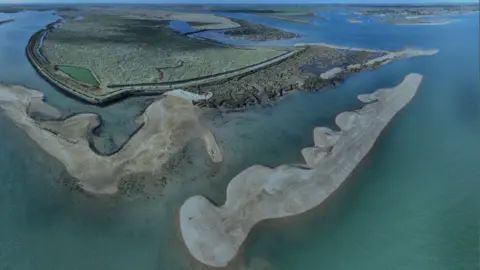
[{"left": 56, "top": 65, "right": 100, "bottom": 86}]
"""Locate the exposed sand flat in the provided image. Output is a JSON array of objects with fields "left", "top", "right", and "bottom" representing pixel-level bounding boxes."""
[
  {"left": 0, "top": 85, "right": 222, "bottom": 195},
  {"left": 320, "top": 49, "right": 438, "bottom": 79},
  {"left": 180, "top": 73, "right": 424, "bottom": 267}
]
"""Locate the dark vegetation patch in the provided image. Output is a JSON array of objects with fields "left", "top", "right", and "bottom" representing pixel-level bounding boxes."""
[{"left": 224, "top": 18, "right": 298, "bottom": 41}]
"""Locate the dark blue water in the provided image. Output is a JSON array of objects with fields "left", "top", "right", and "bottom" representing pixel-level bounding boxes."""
[{"left": 0, "top": 9, "right": 478, "bottom": 270}]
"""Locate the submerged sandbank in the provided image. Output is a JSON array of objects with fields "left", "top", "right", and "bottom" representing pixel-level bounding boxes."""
[
  {"left": 0, "top": 86, "right": 222, "bottom": 195},
  {"left": 179, "top": 73, "right": 424, "bottom": 267}
]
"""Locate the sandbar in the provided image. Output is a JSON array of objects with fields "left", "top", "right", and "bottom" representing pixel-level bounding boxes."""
[
  {"left": 179, "top": 73, "right": 424, "bottom": 267},
  {"left": 0, "top": 86, "right": 222, "bottom": 195}
]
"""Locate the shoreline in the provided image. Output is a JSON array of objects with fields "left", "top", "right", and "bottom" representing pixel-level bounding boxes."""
[{"left": 179, "top": 73, "right": 424, "bottom": 267}]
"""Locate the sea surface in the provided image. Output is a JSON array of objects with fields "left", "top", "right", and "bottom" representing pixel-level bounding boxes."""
[{"left": 0, "top": 8, "right": 478, "bottom": 270}]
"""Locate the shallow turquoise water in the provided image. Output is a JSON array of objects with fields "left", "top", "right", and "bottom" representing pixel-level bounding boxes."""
[{"left": 0, "top": 8, "right": 479, "bottom": 270}]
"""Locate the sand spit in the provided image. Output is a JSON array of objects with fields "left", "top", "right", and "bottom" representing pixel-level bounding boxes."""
[
  {"left": 0, "top": 85, "right": 221, "bottom": 195},
  {"left": 320, "top": 49, "right": 438, "bottom": 80},
  {"left": 295, "top": 43, "right": 389, "bottom": 53},
  {"left": 180, "top": 73, "right": 424, "bottom": 267}
]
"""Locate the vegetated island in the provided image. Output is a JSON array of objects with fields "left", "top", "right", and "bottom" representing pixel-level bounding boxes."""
[
  {"left": 26, "top": 11, "right": 299, "bottom": 105},
  {"left": 26, "top": 10, "right": 438, "bottom": 109},
  {"left": 0, "top": 85, "right": 222, "bottom": 195},
  {"left": 180, "top": 73, "right": 424, "bottom": 267}
]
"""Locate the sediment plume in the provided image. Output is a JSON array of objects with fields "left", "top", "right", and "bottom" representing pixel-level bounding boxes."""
[
  {"left": 179, "top": 73, "right": 424, "bottom": 267},
  {"left": 0, "top": 85, "right": 221, "bottom": 194}
]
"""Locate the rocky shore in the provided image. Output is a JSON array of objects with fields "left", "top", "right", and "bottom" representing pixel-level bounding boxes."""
[
  {"left": 224, "top": 18, "right": 299, "bottom": 41},
  {"left": 180, "top": 73, "right": 424, "bottom": 267},
  {"left": 0, "top": 86, "right": 222, "bottom": 195}
]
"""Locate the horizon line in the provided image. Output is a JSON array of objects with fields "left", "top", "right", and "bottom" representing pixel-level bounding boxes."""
[{"left": 1, "top": 1, "right": 478, "bottom": 4}]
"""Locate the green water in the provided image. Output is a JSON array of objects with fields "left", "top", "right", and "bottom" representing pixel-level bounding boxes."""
[
  {"left": 56, "top": 65, "right": 100, "bottom": 86},
  {"left": 0, "top": 9, "right": 479, "bottom": 270}
]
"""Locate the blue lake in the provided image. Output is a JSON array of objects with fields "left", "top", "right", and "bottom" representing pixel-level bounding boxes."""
[{"left": 0, "top": 9, "right": 478, "bottom": 270}]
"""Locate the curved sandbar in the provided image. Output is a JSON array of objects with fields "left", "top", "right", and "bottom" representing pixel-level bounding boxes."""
[
  {"left": 180, "top": 73, "right": 424, "bottom": 267},
  {"left": 0, "top": 86, "right": 222, "bottom": 195}
]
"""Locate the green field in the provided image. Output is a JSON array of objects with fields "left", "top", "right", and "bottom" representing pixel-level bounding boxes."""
[{"left": 56, "top": 65, "right": 100, "bottom": 86}]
